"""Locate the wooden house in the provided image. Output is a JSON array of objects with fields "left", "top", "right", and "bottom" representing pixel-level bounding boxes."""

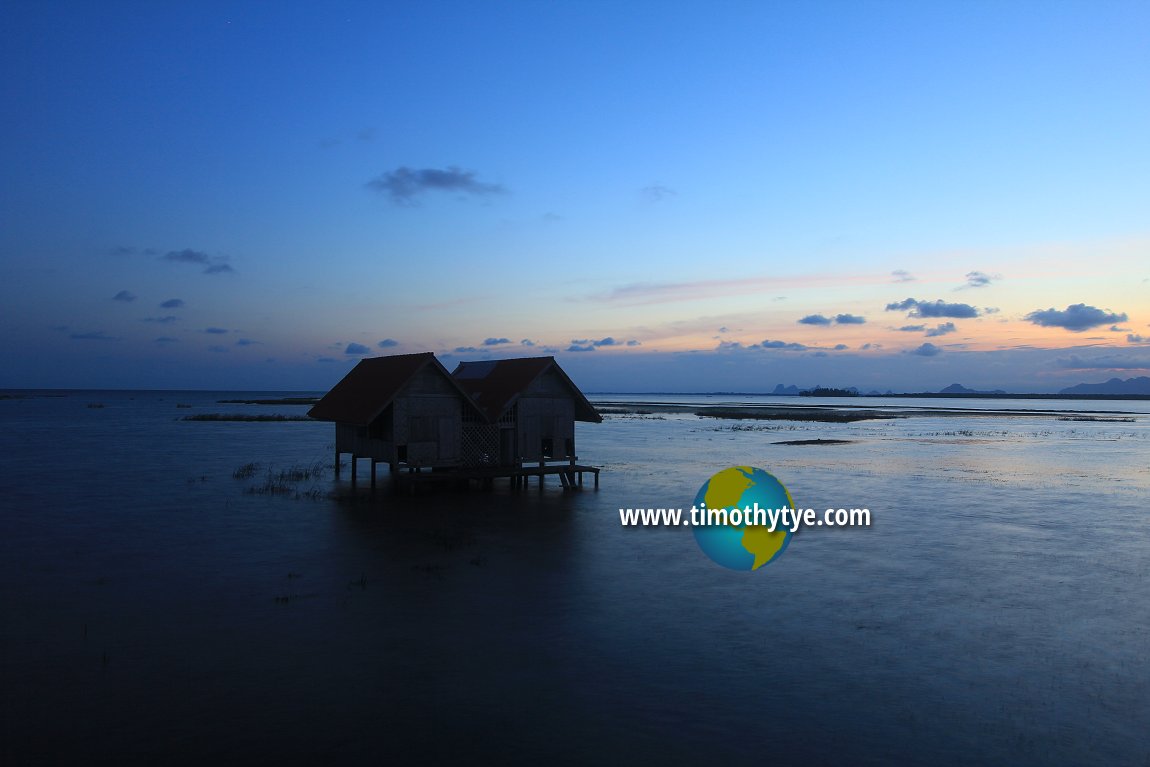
[
  {"left": 452, "top": 356, "right": 602, "bottom": 467},
  {"left": 308, "top": 352, "right": 484, "bottom": 474}
]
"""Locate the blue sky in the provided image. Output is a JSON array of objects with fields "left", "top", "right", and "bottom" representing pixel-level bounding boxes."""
[{"left": 2, "top": 0, "right": 1147, "bottom": 391}]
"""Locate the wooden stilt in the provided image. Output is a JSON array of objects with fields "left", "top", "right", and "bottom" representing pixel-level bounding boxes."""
[
  {"left": 334, "top": 450, "right": 341, "bottom": 477},
  {"left": 350, "top": 455, "right": 357, "bottom": 486},
  {"left": 370, "top": 459, "right": 377, "bottom": 492}
]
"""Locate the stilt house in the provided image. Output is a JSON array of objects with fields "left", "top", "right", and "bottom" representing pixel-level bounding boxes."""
[
  {"left": 452, "top": 356, "right": 602, "bottom": 467},
  {"left": 307, "top": 352, "right": 483, "bottom": 470}
]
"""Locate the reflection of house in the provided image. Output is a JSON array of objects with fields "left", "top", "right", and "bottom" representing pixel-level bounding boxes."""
[
  {"left": 452, "top": 356, "right": 602, "bottom": 467},
  {"left": 307, "top": 352, "right": 484, "bottom": 473}
]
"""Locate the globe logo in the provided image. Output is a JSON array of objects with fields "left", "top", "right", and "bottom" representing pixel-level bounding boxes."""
[{"left": 692, "top": 466, "right": 794, "bottom": 571}]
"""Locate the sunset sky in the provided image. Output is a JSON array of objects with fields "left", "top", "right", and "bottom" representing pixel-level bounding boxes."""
[{"left": 3, "top": 1, "right": 1147, "bottom": 392}]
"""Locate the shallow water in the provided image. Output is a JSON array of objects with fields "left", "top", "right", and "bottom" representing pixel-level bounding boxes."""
[{"left": 2, "top": 391, "right": 1148, "bottom": 765}]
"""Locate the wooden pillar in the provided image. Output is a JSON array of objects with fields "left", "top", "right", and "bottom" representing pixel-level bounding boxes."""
[
  {"left": 334, "top": 450, "right": 341, "bottom": 477},
  {"left": 370, "top": 459, "right": 377, "bottom": 492},
  {"left": 350, "top": 455, "right": 358, "bottom": 486}
]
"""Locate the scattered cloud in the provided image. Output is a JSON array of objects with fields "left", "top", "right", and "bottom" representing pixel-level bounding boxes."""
[
  {"left": 1128, "top": 334, "right": 1146, "bottom": 344},
  {"left": 112, "top": 290, "right": 136, "bottom": 302},
  {"left": 520, "top": 339, "right": 536, "bottom": 347},
  {"left": 640, "top": 184, "right": 676, "bottom": 202},
  {"left": 163, "top": 249, "right": 234, "bottom": 275},
  {"left": 959, "top": 271, "right": 997, "bottom": 289},
  {"left": 1024, "top": 303, "right": 1128, "bottom": 332},
  {"left": 483, "top": 337, "right": 510, "bottom": 346},
  {"left": 70, "top": 331, "right": 116, "bottom": 341},
  {"left": 891, "top": 270, "right": 915, "bottom": 283},
  {"left": 896, "top": 325, "right": 926, "bottom": 332},
  {"left": 160, "top": 298, "right": 184, "bottom": 309},
  {"left": 235, "top": 338, "right": 259, "bottom": 346},
  {"left": 453, "top": 346, "right": 480, "bottom": 354},
  {"left": 366, "top": 166, "right": 506, "bottom": 204},
  {"left": 760, "top": 339, "right": 809, "bottom": 351},
  {"left": 1055, "top": 354, "right": 1150, "bottom": 370},
  {"left": 798, "top": 314, "right": 832, "bottom": 326},
  {"left": 203, "top": 327, "right": 229, "bottom": 335},
  {"left": 626, "top": 339, "right": 641, "bottom": 347},
  {"left": 1109, "top": 325, "right": 1130, "bottom": 332},
  {"left": 593, "top": 337, "right": 618, "bottom": 347},
  {"left": 925, "top": 322, "right": 957, "bottom": 337},
  {"left": 833, "top": 344, "right": 849, "bottom": 350},
  {"left": 834, "top": 313, "right": 866, "bottom": 325},
  {"left": 885, "top": 298, "right": 980, "bottom": 319},
  {"left": 377, "top": 338, "right": 399, "bottom": 348},
  {"left": 208, "top": 345, "right": 228, "bottom": 353},
  {"left": 154, "top": 336, "right": 178, "bottom": 344},
  {"left": 143, "top": 316, "right": 178, "bottom": 324},
  {"left": 910, "top": 342, "right": 941, "bottom": 357},
  {"left": 345, "top": 342, "right": 371, "bottom": 355},
  {"left": 567, "top": 343, "right": 596, "bottom": 352}
]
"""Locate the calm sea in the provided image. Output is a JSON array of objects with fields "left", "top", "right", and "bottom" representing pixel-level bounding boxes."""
[{"left": 2, "top": 390, "right": 1148, "bottom": 765}]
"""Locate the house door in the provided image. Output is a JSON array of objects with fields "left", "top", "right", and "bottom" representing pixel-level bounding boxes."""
[{"left": 499, "top": 427, "right": 516, "bottom": 466}]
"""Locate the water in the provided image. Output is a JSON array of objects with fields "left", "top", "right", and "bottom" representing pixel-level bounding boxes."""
[{"left": 2, "top": 391, "right": 1148, "bottom": 765}]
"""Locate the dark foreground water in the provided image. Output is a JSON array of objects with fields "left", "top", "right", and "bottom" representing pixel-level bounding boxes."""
[{"left": 2, "top": 391, "right": 1148, "bottom": 765}]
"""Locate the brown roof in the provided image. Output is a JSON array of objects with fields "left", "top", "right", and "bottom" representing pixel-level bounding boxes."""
[
  {"left": 452, "top": 356, "right": 602, "bottom": 423},
  {"left": 308, "top": 352, "right": 478, "bottom": 425}
]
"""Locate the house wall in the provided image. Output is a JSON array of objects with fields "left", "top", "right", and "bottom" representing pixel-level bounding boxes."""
[
  {"left": 517, "top": 370, "right": 577, "bottom": 461},
  {"left": 392, "top": 365, "right": 464, "bottom": 466}
]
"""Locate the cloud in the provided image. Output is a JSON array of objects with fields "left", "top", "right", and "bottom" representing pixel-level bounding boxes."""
[
  {"left": 165, "top": 249, "right": 210, "bottom": 264},
  {"left": 798, "top": 314, "right": 832, "bottom": 326},
  {"left": 925, "top": 322, "right": 957, "bottom": 337},
  {"left": 366, "top": 166, "right": 506, "bottom": 204},
  {"left": 160, "top": 298, "right": 184, "bottom": 309},
  {"left": 1024, "top": 303, "right": 1128, "bottom": 332},
  {"left": 641, "top": 184, "right": 676, "bottom": 202},
  {"left": 593, "top": 337, "right": 618, "bottom": 347},
  {"left": 453, "top": 346, "right": 480, "bottom": 354},
  {"left": 910, "top": 342, "right": 941, "bottom": 357},
  {"left": 377, "top": 338, "right": 399, "bottom": 348},
  {"left": 112, "top": 290, "right": 136, "bottom": 302},
  {"left": 208, "top": 345, "right": 228, "bottom": 353},
  {"left": 235, "top": 338, "right": 259, "bottom": 346},
  {"left": 760, "top": 340, "right": 809, "bottom": 351},
  {"left": 961, "top": 271, "right": 996, "bottom": 289},
  {"left": 885, "top": 298, "right": 980, "bottom": 318},
  {"left": 345, "top": 343, "right": 371, "bottom": 355},
  {"left": 143, "top": 316, "right": 178, "bottom": 324},
  {"left": 567, "top": 343, "right": 596, "bottom": 352},
  {"left": 70, "top": 331, "right": 116, "bottom": 340},
  {"left": 1055, "top": 354, "right": 1150, "bottom": 370},
  {"left": 203, "top": 327, "right": 229, "bottom": 334},
  {"left": 1109, "top": 325, "right": 1130, "bottom": 332},
  {"left": 154, "top": 336, "right": 178, "bottom": 344},
  {"left": 834, "top": 314, "right": 866, "bottom": 325},
  {"left": 896, "top": 325, "right": 926, "bottom": 332},
  {"left": 163, "top": 249, "right": 234, "bottom": 275},
  {"left": 1129, "top": 334, "right": 1146, "bottom": 343},
  {"left": 483, "top": 337, "right": 510, "bottom": 346},
  {"left": 891, "top": 270, "right": 915, "bottom": 283},
  {"left": 520, "top": 339, "right": 536, "bottom": 347},
  {"left": 833, "top": 344, "right": 849, "bottom": 350},
  {"left": 626, "top": 339, "right": 641, "bottom": 347}
]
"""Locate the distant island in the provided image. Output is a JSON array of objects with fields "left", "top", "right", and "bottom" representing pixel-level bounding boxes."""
[{"left": 760, "top": 376, "right": 1150, "bottom": 400}]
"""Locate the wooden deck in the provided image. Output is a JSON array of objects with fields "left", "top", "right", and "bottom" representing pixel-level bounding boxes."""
[{"left": 343, "top": 456, "right": 600, "bottom": 493}]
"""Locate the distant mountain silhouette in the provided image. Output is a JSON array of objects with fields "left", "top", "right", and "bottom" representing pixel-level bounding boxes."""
[
  {"left": 1058, "top": 376, "right": 1150, "bottom": 395},
  {"left": 939, "top": 383, "right": 1006, "bottom": 395},
  {"left": 771, "top": 384, "right": 802, "bottom": 396}
]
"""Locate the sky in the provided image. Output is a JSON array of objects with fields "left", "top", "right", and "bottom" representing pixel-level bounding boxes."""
[{"left": 2, "top": 0, "right": 1148, "bottom": 392}]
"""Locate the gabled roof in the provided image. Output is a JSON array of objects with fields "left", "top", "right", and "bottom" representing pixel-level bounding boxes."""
[
  {"left": 452, "top": 356, "right": 602, "bottom": 424},
  {"left": 308, "top": 352, "right": 480, "bottom": 425}
]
